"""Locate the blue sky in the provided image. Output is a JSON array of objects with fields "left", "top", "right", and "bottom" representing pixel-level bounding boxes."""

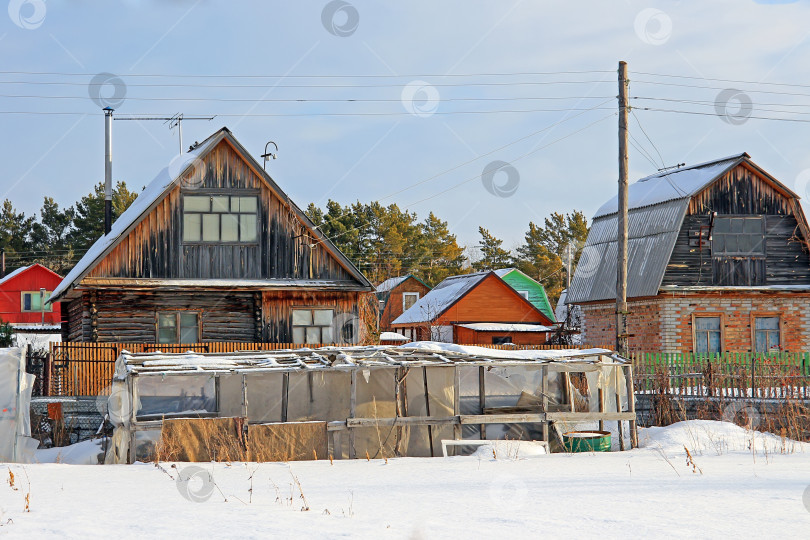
[{"left": 3, "top": 0, "right": 810, "bottom": 251}]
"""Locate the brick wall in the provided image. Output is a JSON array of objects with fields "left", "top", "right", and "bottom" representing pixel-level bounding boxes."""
[
  {"left": 579, "top": 292, "right": 810, "bottom": 352},
  {"left": 579, "top": 298, "right": 663, "bottom": 351}
]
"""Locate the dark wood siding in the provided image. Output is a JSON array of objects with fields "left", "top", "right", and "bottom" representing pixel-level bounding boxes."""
[
  {"left": 88, "top": 289, "right": 256, "bottom": 343},
  {"left": 262, "top": 290, "right": 360, "bottom": 343},
  {"left": 88, "top": 139, "right": 354, "bottom": 282},
  {"left": 662, "top": 164, "right": 810, "bottom": 286}
]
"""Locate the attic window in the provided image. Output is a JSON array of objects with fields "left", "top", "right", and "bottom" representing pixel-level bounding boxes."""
[
  {"left": 182, "top": 194, "right": 258, "bottom": 243},
  {"left": 712, "top": 216, "right": 765, "bottom": 256}
]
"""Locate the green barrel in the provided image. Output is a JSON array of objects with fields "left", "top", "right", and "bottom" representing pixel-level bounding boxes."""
[{"left": 562, "top": 430, "right": 612, "bottom": 452}]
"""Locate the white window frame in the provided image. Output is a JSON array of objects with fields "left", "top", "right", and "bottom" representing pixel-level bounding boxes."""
[
  {"left": 402, "top": 292, "right": 420, "bottom": 311},
  {"left": 516, "top": 290, "right": 530, "bottom": 300}
]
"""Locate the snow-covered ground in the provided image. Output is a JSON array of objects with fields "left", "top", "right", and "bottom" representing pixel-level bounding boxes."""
[{"left": 2, "top": 421, "right": 809, "bottom": 538}]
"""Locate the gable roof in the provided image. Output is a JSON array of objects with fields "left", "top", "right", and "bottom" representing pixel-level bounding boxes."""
[
  {"left": 0, "top": 264, "right": 62, "bottom": 288},
  {"left": 52, "top": 128, "right": 371, "bottom": 301},
  {"left": 568, "top": 153, "right": 805, "bottom": 304},
  {"left": 494, "top": 267, "right": 556, "bottom": 321},
  {"left": 375, "top": 274, "right": 431, "bottom": 294},
  {"left": 392, "top": 270, "right": 550, "bottom": 325},
  {"left": 594, "top": 153, "right": 748, "bottom": 219},
  {"left": 0, "top": 265, "right": 30, "bottom": 287}
]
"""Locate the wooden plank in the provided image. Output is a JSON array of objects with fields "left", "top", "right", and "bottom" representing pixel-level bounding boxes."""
[
  {"left": 541, "top": 365, "right": 549, "bottom": 444},
  {"left": 459, "top": 413, "right": 546, "bottom": 425},
  {"left": 546, "top": 412, "right": 637, "bottom": 422},
  {"left": 347, "top": 416, "right": 458, "bottom": 427},
  {"left": 478, "top": 365, "right": 486, "bottom": 440}
]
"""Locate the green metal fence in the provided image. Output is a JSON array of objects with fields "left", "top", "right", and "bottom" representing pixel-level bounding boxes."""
[{"left": 631, "top": 352, "right": 810, "bottom": 399}]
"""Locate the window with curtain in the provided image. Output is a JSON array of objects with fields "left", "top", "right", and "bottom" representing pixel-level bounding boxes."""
[
  {"left": 182, "top": 194, "right": 258, "bottom": 243},
  {"left": 402, "top": 292, "right": 420, "bottom": 311},
  {"left": 754, "top": 316, "right": 780, "bottom": 352},
  {"left": 694, "top": 316, "right": 722, "bottom": 353},
  {"left": 291, "top": 308, "right": 334, "bottom": 344},
  {"left": 21, "top": 291, "right": 52, "bottom": 312},
  {"left": 158, "top": 312, "right": 199, "bottom": 344}
]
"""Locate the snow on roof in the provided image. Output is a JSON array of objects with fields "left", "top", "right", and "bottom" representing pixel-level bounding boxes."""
[
  {"left": 52, "top": 128, "right": 371, "bottom": 300},
  {"left": 379, "top": 331, "right": 409, "bottom": 341},
  {"left": 594, "top": 153, "right": 747, "bottom": 218},
  {"left": 376, "top": 276, "right": 408, "bottom": 293},
  {"left": 52, "top": 135, "right": 217, "bottom": 300},
  {"left": 456, "top": 323, "right": 554, "bottom": 332},
  {"left": 0, "top": 265, "right": 30, "bottom": 286},
  {"left": 392, "top": 272, "right": 489, "bottom": 325}
]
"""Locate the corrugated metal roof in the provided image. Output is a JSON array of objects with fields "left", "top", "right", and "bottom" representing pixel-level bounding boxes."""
[
  {"left": 567, "top": 198, "right": 689, "bottom": 303},
  {"left": 593, "top": 153, "right": 745, "bottom": 218}
]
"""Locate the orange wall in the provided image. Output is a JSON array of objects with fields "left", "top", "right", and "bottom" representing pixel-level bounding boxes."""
[
  {"left": 453, "top": 325, "right": 548, "bottom": 345},
  {"left": 436, "top": 274, "right": 547, "bottom": 325},
  {"left": 380, "top": 277, "right": 432, "bottom": 331}
]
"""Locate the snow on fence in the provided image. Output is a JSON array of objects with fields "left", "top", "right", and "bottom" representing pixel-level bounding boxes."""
[{"left": 102, "top": 344, "right": 638, "bottom": 463}]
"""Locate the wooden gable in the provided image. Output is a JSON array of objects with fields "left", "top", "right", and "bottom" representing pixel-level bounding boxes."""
[
  {"left": 379, "top": 276, "right": 432, "bottom": 330},
  {"left": 663, "top": 162, "right": 810, "bottom": 287},
  {"left": 86, "top": 137, "right": 360, "bottom": 284},
  {"left": 435, "top": 273, "right": 552, "bottom": 325}
]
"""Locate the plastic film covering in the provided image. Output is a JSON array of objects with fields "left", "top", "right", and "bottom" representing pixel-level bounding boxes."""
[
  {"left": 483, "top": 365, "right": 554, "bottom": 442},
  {"left": 353, "top": 367, "right": 397, "bottom": 459},
  {"left": 402, "top": 365, "right": 455, "bottom": 457},
  {"left": 0, "top": 347, "right": 38, "bottom": 463},
  {"left": 245, "top": 373, "right": 284, "bottom": 422},
  {"left": 132, "top": 429, "right": 161, "bottom": 462},
  {"left": 135, "top": 374, "right": 217, "bottom": 417}
]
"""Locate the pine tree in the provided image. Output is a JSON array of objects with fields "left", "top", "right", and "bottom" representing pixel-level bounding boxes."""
[
  {"left": 68, "top": 181, "right": 138, "bottom": 253},
  {"left": 0, "top": 199, "right": 35, "bottom": 267},
  {"left": 514, "top": 211, "right": 589, "bottom": 305},
  {"left": 472, "top": 226, "right": 512, "bottom": 271},
  {"left": 30, "top": 197, "right": 75, "bottom": 274},
  {"left": 413, "top": 212, "right": 465, "bottom": 285}
]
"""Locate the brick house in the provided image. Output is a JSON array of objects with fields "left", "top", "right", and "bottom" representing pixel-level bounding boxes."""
[{"left": 567, "top": 153, "right": 810, "bottom": 353}]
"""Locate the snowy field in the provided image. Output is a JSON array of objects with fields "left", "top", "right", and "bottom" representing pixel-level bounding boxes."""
[{"left": 1, "top": 421, "right": 809, "bottom": 539}]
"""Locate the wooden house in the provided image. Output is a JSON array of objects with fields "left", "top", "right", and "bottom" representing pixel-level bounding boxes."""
[
  {"left": 375, "top": 274, "right": 431, "bottom": 333},
  {"left": 391, "top": 271, "right": 555, "bottom": 344},
  {"left": 493, "top": 268, "right": 556, "bottom": 322},
  {"left": 0, "top": 264, "right": 62, "bottom": 326},
  {"left": 51, "top": 127, "right": 373, "bottom": 344},
  {"left": 567, "top": 153, "right": 810, "bottom": 353}
]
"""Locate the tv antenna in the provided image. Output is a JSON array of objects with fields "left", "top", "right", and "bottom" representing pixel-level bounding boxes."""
[{"left": 114, "top": 113, "right": 215, "bottom": 154}]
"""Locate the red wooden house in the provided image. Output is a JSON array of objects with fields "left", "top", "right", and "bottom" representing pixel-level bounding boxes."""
[
  {"left": 0, "top": 264, "right": 63, "bottom": 326},
  {"left": 375, "top": 274, "right": 432, "bottom": 333},
  {"left": 391, "top": 271, "right": 555, "bottom": 345}
]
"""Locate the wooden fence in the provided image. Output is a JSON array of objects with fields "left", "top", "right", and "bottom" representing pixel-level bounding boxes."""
[
  {"left": 41, "top": 341, "right": 596, "bottom": 397},
  {"left": 630, "top": 352, "right": 810, "bottom": 400}
]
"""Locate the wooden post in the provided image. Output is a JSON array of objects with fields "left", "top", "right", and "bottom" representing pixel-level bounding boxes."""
[
  {"left": 423, "top": 366, "right": 434, "bottom": 457},
  {"left": 281, "top": 372, "right": 289, "bottom": 422},
  {"left": 349, "top": 369, "right": 357, "bottom": 459},
  {"left": 541, "top": 365, "right": 549, "bottom": 445},
  {"left": 616, "top": 60, "right": 630, "bottom": 356},
  {"left": 453, "top": 366, "right": 461, "bottom": 444},
  {"left": 615, "top": 365, "right": 626, "bottom": 451},
  {"left": 625, "top": 364, "right": 639, "bottom": 448},
  {"left": 598, "top": 387, "right": 605, "bottom": 431},
  {"left": 478, "top": 366, "right": 487, "bottom": 440},
  {"left": 241, "top": 374, "right": 248, "bottom": 419}
]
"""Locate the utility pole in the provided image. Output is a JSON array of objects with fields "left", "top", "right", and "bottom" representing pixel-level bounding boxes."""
[
  {"left": 104, "top": 107, "right": 113, "bottom": 236},
  {"left": 616, "top": 60, "right": 630, "bottom": 355}
]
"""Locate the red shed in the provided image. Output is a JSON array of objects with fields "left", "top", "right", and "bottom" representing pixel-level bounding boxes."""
[{"left": 0, "top": 264, "right": 63, "bottom": 325}]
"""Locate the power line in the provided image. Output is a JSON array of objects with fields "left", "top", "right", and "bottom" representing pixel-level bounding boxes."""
[
  {"left": 309, "top": 101, "right": 614, "bottom": 244},
  {"left": 403, "top": 112, "right": 615, "bottom": 208},
  {"left": 631, "top": 110, "right": 665, "bottom": 168},
  {"left": 0, "top": 69, "right": 614, "bottom": 78},
  {"left": 636, "top": 106, "right": 810, "bottom": 123},
  {"left": 634, "top": 71, "right": 810, "bottom": 90}
]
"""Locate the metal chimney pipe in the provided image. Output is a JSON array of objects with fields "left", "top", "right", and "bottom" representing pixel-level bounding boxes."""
[{"left": 104, "top": 107, "right": 114, "bottom": 235}]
